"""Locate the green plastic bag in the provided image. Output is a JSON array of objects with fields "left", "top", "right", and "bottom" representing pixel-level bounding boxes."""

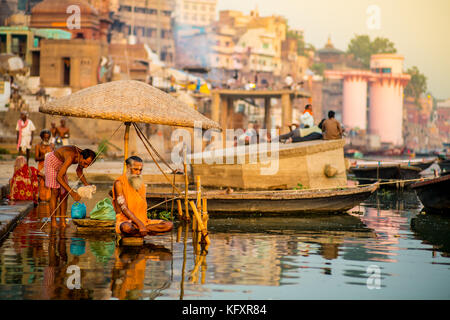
[
  {"left": 90, "top": 240, "right": 115, "bottom": 264},
  {"left": 89, "top": 198, "right": 116, "bottom": 220}
]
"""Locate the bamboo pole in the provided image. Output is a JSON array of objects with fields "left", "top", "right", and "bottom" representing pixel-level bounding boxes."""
[
  {"left": 189, "top": 200, "right": 210, "bottom": 245},
  {"left": 176, "top": 199, "right": 183, "bottom": 221},
  {"left": 183, "top": 148, "right": 190, "bottom": 221},
  {"left": 193, "top": 175, "right": 202, "bottom": 232},
  {"left": 123, "top": 122, "right": 131, "bottom": 174},
  {"left": 202, "top": 198, "right": 208, "bottom": 230}
]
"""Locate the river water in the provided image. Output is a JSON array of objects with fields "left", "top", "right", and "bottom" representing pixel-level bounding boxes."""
[{"left": 0, "top": 188, "right": 449, "bottom": 300}]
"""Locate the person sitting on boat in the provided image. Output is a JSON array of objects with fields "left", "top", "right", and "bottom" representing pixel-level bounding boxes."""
[
  {"left": 299, "top": 104, "right": 314, "bottom": 128},
  {"left": 112, "top": 156, "right": 173, "bottom": 237},
  {"left": 322, "top": 110, "right": 343, "bottom": 140},
  {"left": 272, "top": 123, "right": 322, "bottom": 143},
  {"left": 44, "top": 146, "right": 96, "bottom": 228}
]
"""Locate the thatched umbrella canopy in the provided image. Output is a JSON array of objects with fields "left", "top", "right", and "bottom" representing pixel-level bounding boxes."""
[
  {"left": 39, "top": 80, "right": 220, "bottom": 130},
  {"left": 40, "top": 80, "right": 221, "bottom": 174}
]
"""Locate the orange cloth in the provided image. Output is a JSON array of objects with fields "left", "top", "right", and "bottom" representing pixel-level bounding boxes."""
[
  {"left": 112, "top": 174, "right": 148, "bottom": 234},
  {"left": 303, "top": 109, "right": 313, "bottom": 116}
]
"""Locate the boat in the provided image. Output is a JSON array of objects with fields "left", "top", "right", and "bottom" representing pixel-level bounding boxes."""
[
  {"left": 349, "top": 163, "right": 423, "bottom": 187},
  {"left": 410, "top": 174, "right": 450, "bottom": 214},
  {"left": 438, "top": 159, "right": 450, "bottom": 173},
  {"left": 147, "top": 183, "right": 378, "bottom": 215}
]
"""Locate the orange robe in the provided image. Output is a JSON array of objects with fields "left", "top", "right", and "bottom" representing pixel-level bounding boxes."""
[{"left": 112, "top": 174, "right": 148, "bottom": 234}]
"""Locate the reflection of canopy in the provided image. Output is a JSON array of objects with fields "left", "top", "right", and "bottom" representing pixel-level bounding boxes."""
[
  {"left": 39, "top": 80, "right": 220, "bottom": 130},
  {"left": 0, "top": 54, "right": 25, "bottom": 75}
]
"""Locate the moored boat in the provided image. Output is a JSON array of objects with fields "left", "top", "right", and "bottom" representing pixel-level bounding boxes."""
[
  {"left": 147, "top": 183, "right": 378, "bottom": 215},
  {"left": 410, "top": 174, "right": 450, "bottom": 214},
  {"left": 349, "top": 164, "right": 422, "bottom": 188}
]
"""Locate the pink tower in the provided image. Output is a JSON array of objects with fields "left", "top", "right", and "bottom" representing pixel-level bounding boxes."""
[
  {"left": 368, "top": 54, "right": 410, "bottom": 146},
  {"left": 324, "top": 70, "right": 372, "bottom": 130}
]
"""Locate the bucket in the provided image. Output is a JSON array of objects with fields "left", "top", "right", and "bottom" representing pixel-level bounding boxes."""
[{"left": 71, "top": 202, "right": 86, "bottom": 219}]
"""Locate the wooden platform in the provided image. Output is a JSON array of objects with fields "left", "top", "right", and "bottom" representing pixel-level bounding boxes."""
[
  {"left": 190, "top": 139, "right": 347, "bottom": 190},
  {"left": 72, "top": 218, "right": 115, "bottom": 233}
]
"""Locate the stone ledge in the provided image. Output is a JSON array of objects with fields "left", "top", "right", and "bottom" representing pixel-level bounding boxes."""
[{"left": 0, "top": 201, "right": 34, "bottom": 242}]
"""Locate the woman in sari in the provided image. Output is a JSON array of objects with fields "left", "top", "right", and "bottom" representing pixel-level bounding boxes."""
[{"left": 9, "top": 156, "right": 39, "bottom": 203}]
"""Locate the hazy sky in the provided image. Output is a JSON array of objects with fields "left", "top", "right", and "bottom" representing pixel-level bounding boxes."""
[{"left": 216, "top": 0, "right": 450, "bottom": 100}]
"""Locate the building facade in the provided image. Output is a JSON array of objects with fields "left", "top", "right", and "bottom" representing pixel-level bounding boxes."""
[
  {"left": 174, "top": 0, "right": 217, "bottom": 27},
  {"left": 114, "top": 0, "right": 175, "bottom": 66}
]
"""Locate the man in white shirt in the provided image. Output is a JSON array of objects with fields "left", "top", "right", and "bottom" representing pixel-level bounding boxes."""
[{"left": 16, "top": 111, "right": 36, "bottom": 164}]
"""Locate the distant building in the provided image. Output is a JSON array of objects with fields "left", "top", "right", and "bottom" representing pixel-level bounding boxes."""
[
  {"left": 436, "top": 99, "right": 450, "bottom": 141},
  {"left": 113, "top": 0, "right": 176, "bottom": 66},
  {"left": 325, "top": 53, "right": 411, "bottom": 146},
  {"left": 39, "top": 39, "right": 108, "bottom": 91},
  {"left": 30, "top": 0, "right": 104, "bottom": 40},
  {"left": 174, "top": 0, "right": 217, "bottom": 27},
  {"left": 0, "top": 26, "right": 71, "bottom": 76}
]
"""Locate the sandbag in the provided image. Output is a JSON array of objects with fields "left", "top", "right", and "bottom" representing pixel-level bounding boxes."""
[{"left": 89, "top": 198, "right": 116, "bottom": 220}]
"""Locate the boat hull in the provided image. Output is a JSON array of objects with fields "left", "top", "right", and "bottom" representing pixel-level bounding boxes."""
[
  {"left": 349, "top": 165, "right": 422, "bottom": 188},
  {"left": 411, "top": 174, "right": 450, "bottom": 214},
  {"left": 147, "top": 184, "right": 378, "bottom": 215}
]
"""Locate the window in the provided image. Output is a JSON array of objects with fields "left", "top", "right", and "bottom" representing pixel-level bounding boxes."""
[
  {"left": 263, "top": 43, "right": 269, "bottom": 49},
  {"left": 119, "top": 5, "right": 131, "bottom": 12},
  {"left": 382, "top": 68, "right": 392, "bottom": 73}
]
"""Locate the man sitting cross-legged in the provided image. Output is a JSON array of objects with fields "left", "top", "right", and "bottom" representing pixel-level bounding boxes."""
[{"left": 112, "top": 156, "right": 173, "bottom": 237}]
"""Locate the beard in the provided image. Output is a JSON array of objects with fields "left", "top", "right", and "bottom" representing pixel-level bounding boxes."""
[{"left": 127, "top": 173, "right": 143, "bottom": 191}]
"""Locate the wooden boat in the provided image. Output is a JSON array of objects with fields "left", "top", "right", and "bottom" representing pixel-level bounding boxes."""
[
  {"left": 410, "top": 174, "right": 450, "bottom": 214},
  {"left": 147, "top": 183, "right": 378, "bottom": 215},
  {"left": 438, "top": 159, "right": 450, "bottom": 173},
  {"left": 349, "top": 164, "right": 422, "bottom": 187}
]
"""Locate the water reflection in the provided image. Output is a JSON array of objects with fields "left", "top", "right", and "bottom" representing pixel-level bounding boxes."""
[
  {"left": 411, "top": 213, "right": 450, "bottom": 258},
  {"left": 111, "top": 243, "right": 172, "bottom": 300},
  {"left": 206, "top": 215, "right": 376, "bottom": 286},
  {"left": 0, "top": 189, "right": 449, "bottom": 299}
]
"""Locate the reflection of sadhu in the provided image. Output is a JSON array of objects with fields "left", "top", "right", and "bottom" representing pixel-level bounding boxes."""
[
  {"left": 112, "top": 156, "right": 173, "bottom": 236},
  {"left": 111, "top": 244, "right": 172, "bottom": 300}
]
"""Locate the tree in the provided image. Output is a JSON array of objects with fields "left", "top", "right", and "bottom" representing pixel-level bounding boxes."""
[
  {"left": 404, "top": 66, "right": 428, "bottom": 107},
  {"left": 311, "top": 62, "right": 326, "bottom": 76},
  {"left": 347, "top": 35, "right": 397, "bottom": 69},
  {"left": 286, "top": 28, "right": 314, "bottom": 57}
]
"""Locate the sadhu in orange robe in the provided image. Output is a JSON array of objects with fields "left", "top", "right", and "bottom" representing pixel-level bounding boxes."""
[{"left": 112, "top": 174, "right": 161, "bottom": 234}]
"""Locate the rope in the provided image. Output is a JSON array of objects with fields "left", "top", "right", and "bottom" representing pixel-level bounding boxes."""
[
  {"left": 133, "top": 122, "right": 175, "bottom": 173},
  {"left": 132, "top": 122, "right": 183, "bottom": 195},
  {"left": 147, "top": 196, "right": 181, "bottom": 212},
  {"left": 39, "top": 122, "right": 123, "bottom": 231}
]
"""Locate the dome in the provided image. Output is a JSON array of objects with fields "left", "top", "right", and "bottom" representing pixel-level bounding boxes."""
[{"left": 31, "top": 0, "right": 98, "bottom": 16}]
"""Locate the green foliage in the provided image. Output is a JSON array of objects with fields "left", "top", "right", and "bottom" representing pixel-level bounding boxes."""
[
  {"left": 97, "top": 138, "right": 109, "bottom": 156},
  {"left": 404, "top": 66, "right": 428, "bottom": 107},
  {"left": 0, "top": 148, "right": 10, "bottom": 154},
  {"left": 293, "top": 182, "right": 304, "bottom": 190},
  {"left": 347, "top": 34, "right": 397, "bottom": 69},
  {"left": 286, "top": 28, "right": 314, "bottom": 57},
  {"left": 311, "top": 63, "right": 326, "bottom": 76},
  {"left": 148, "top": 210, "right": 174, "bottom": 221}
]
